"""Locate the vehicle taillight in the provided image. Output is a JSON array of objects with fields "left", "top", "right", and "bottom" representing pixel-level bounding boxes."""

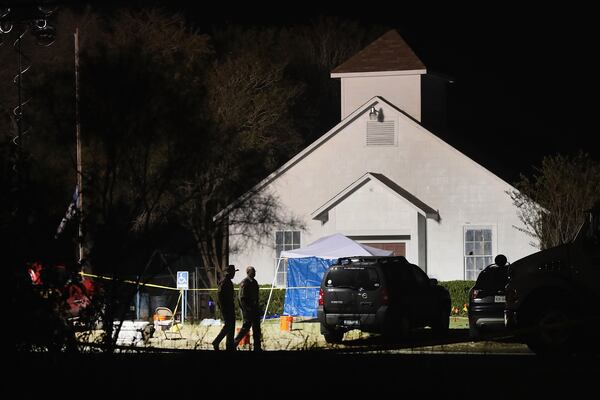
[
  {"left": 318, "top": 288, "right": 324, "bottom": 306},
  {"left": 470, "top": 289, "right": 481, "bottom": 300},
  {"left": 381, "top": 287, "right": 389, "bottom": 305}
]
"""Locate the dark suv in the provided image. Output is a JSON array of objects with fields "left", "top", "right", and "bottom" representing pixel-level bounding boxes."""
[
  {"left": 504, "top": 202, "right": 600, "bottom": 355},
  {"left": 317, "top": 256, "right": 451, "bottom": 343},
  {"left": 468, "top": 254, "right": 509, "bottom": 338}
]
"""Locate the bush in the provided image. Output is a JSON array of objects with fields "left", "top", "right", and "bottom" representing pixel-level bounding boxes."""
[
  {"left": 440, "top": 280, "right": 475, "bottom": 316},
  {"left": 259, "top": 285, "right": 285, "bottom": 317}
]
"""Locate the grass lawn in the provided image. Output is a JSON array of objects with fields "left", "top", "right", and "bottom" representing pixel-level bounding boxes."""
[
  {"left": 450, "top": 316, "right": 469, "bottom": 329},
  {"left": 131, "top": 315, "right": 483, "bottom": 351},
  {"left": 90, "top": 315, "right": 529, "bottom": 353}
]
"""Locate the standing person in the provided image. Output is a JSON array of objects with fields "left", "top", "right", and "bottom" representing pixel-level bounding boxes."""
[
  {"left": 234, "top": 266, "right": 262, "bottom": 351},
  {"left": 212, "top": 264, "right": 238, "bottom": 351}
]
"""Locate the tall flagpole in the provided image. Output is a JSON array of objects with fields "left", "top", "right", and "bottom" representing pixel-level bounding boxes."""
[{"left": 75, "top": 27, "right": 83, "bottom": 263}]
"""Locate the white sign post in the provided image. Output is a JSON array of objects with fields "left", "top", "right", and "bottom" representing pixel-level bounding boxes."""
[
  {"left": 177, "top": 271, "right": 189, "bottom": 290},
  {"left": 177, "top": 271, "right": 189, "bottom": 324}
]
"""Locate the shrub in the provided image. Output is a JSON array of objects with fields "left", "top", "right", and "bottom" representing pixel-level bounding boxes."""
[
  {"left": 259, "top": 285, "right": 285, "bottom": 318},
  {"left": 440, "top": 280, "right": 475, "bottom": 316}
]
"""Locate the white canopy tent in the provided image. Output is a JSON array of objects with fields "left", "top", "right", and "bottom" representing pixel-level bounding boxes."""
[
  {"left": 280, "top": 233, "right": 393, "bottom": 260},
  {"left": 263, "top": 233, "right": 393, "bottom": 319}
]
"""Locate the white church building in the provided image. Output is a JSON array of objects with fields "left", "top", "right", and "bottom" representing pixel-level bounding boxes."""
[{"left": 224, "top": 30, "right": 537, "bottom": 285}]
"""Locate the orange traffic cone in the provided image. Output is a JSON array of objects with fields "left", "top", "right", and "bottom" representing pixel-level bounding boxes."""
[{"left": 236, "top": 328, "right": 250, "bottom": 346}]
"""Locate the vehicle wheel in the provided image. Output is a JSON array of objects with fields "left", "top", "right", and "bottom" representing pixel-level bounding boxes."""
[
  {"left": 383, "top": 315, "right": 410, "bottom": 341},
  {"left": 525, "top": 303, "right": 573, "bottom": 355},
  {"left": 469, "top": 323, "right": 480, "bottom": 339},
  {"left": 398, "top": 315, "right": 411, "bottom": 338},
  {"left": 432, "top": 309, "right": 450, "bottom": 337},
  {"left": 323, "top": 330, "right": 344, "bottom": 344},
  {"left": 432, "top": 301, "right": 450, "bottom": 337}
]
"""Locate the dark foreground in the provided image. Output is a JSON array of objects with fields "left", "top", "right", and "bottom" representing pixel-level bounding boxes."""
[{"left": 11, "top": 348, "right": 600, "bottom": 397}]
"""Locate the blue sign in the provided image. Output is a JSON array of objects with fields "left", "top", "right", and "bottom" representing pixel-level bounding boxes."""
[{"left": 177, "top": 271, "right": 189, "bottom": 290}]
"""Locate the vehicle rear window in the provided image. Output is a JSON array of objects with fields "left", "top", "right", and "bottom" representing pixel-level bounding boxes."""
[
  {"left": 325, "top": 266, "right": 380, "bottom": 290},
  {"left": 475, "top": 265, "right": 508, "bottom": 290}
]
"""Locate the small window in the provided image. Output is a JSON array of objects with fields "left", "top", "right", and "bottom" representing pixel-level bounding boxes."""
[
  {"left": 464, "top": 227, "right": 493, "bottom": 280},
  {"left": 275, "top": 230, "right": 301, "bottom": 286}
]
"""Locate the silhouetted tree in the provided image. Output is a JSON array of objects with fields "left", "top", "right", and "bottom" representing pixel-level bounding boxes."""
[
  {"left": 284, "top": 17, "right": 385, "bottom": 142},
  {"left": 177, "top": 26, "right": 305, "bottom": 287},
  {"left": 509, "top": 152, "right": 600, "bottom": 249},
  {"left": 4, "top": 7, "right": 386, "bottom": 351}
]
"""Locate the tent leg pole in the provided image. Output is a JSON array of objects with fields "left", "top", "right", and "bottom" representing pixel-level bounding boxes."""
[{"left": 263, "top": 257, "right": 283, "bottom": 322}]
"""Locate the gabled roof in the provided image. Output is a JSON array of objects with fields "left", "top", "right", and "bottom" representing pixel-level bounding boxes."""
[
  {"left": 331, "top": 30, "right": 426, "bottom": 74},
  {"left": 214, "top": 95, "right": 516, "bottom": 222},
  {"left": 213, "top": 97, "right": 385, "bottom": 221},
  {"left": 311, "top": 172, "right": 440, "bottom": 222}
]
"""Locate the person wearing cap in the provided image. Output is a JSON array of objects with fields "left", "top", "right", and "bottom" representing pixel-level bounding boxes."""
[
  {"left": 212, "top": 264, "right": 238, "bottom": 351},
  {"left": 234, "top": 266, "right": 262, "bottom": 351}
]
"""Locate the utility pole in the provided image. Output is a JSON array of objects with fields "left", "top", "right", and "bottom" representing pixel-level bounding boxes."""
[{"left": 74, "top": 27, "right": 83, "bottom": 262}]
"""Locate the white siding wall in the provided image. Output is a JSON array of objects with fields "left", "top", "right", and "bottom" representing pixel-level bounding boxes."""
[
  {"left": 229, "top": 99, "right": 536, "bottom": 284},
  {"left": 325, "top": 179, "right": 420, "bottom": 262},
  {"left": 340, "top": 74, "right": 422, "bottom": 121}
]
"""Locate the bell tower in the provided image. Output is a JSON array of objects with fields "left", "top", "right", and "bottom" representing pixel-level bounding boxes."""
[{"left": 331, "top": 30, "right": 426, "bottom": 121}]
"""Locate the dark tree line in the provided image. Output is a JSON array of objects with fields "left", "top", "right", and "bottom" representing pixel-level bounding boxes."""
[
  {"left": 3, "top": 5, "right": 598, "bottom": 352},
  {"left": 509, "top": 152, "right": 600, "bottom": 250},
  {"left": 1, "top": 7, "right": 383, "bottom": 274},
  {"left": 2, "top": 6, "right": 384, "bottom": 350}
]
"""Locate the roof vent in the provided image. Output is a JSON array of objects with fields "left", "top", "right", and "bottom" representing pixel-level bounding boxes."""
[{"left": 367, "top": 120, "right": 396, "bottom": 146}]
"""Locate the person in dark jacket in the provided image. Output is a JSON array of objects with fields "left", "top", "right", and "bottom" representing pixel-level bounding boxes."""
[
  {"left": 234, "top": 266, "right": 262, "bottom": 351},
  {"left": 212, "top": 264, "right": 238, "bottom": 351}
]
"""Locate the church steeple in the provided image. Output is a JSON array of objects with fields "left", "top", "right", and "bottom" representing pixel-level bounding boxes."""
[{"left": 331, "top": 30, "right": 426, "bottom": 121}]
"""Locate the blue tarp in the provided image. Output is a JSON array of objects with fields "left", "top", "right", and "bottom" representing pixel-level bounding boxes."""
[{"left": 283, "top": 257, "right": 336, "bottom": 317}]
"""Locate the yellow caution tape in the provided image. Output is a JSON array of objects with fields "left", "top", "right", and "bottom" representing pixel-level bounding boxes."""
[
  {"left": 79, "top": 272, "right": 319, "bottom": 291},
  {"left": 79, "top": 272, "right": 180, "bottom": 291}
]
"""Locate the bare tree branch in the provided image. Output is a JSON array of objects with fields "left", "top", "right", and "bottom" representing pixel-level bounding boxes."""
[{"left": 508, "top": 152, "right": 600, "bottom": 249}]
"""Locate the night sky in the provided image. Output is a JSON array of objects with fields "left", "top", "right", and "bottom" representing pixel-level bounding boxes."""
[
  {"left": 7, "top": 2, "right": 598, "bottom": 182},
  {"left": 161, "top": 4, "right": 599, "bottom": 184}
]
